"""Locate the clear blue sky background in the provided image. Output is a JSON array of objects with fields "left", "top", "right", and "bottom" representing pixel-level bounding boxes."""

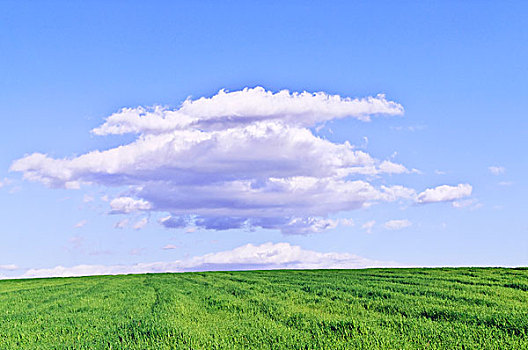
[{"left": 1, "top": 1, "right": 527, "bottom": 275}]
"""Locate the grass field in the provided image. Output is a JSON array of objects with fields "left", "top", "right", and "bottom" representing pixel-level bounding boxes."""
[{"left": 0, "top": 268, "right": 527, "bottom": 349}]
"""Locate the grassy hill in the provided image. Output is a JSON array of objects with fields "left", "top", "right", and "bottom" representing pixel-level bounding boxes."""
[{"left": 1, "top": 268, "right": 527, "bottom": 349}]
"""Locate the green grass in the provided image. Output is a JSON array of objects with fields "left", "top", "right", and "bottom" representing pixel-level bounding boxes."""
[{"left": 1, "top": 268, "right": 527, "bottom": 349}]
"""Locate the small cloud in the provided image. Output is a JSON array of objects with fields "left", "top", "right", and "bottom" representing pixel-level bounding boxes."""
[
  {"left": 83, "top": 194, "right": 94, "bottom": 203},
  {"left": 133, "top": 218, "right": 148, "bottom": 230},
  {"left": 391, "top": 125, "right": 426, "bottom": 132},
  {"left": 101, "top": 195, "right": 109, "bottom": 202},
  {"left": 339, "top": 218, "right": 355, "bottom": 227},
  {"left": 114, "top": 219, "right": 129, "bottom": 229},
  {"left": 0, "top": 178, "right": 12, "bottom": 188},
  {"left": 163, "top": 244, "right": 179, "bottom": 250},
  {"left": 129, "top": 248, "right": 145, "bottom": 256},
  {"left": 434, "top": 170, "right": 447, "bottom": 175},
  {"left": 74, "top": 220, "right": 88, "bottom": 229},
  {"left": 384, "top": 219, "right": 412, "bottom": 230},
  {"left": 489, "top": 166, "right": 505, "bottom": 175},
  {"left": 452, "top": 199, "right": 482, "bottom": 210},
  {"left": 160, "top": 216, "right": 189, "bottom": 229},
  {"left": 361, "top": 220, "right": 376, "bottom": 234},
  {"left": 417, "top": 184, "right": 472, "bottom": 204},
  {"left": 67, "top": 236, "right": 84, "bottom": 250},
  {"left": 498, "top": 181, "right": 513, "bottom": 186},
  {"left": 110, "top": 197, "right": 152, "bottom": 214},
  {"left": 0, "top": 264, "right": 18, "bottom": 271},
  {"left": 378, "top": 160, "right": 408, "bottom": 174},
  {"left": 361, "top": 136, "right": 368, "bottom": 148},
  {"left": 88, "top": 249, "right": 112, "bottom": 256},
  {"left": 8, "top": 186, "right": 22, "bottom": 194}
]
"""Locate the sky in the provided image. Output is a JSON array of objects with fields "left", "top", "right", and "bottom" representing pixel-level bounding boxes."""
[{"left": 1, "top": 1, "right": 527, "bottom": 278}]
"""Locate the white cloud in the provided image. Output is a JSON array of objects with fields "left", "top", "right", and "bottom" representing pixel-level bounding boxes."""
[
  {"left": 83, "top": 194, "right": 94, "bottom": 203},
  {"left": 20, "top": 242, "right": 400, "bottom": 278},
  {"left": 114, "top": 218, "right": 129, "bottom": 229},
  {"left": 110, "top": 197, "right": 152, "bottom": 214},
  {"left": 378, "top": 160, "right": 408, "bottom": 174},
  {"left": 91, "top": 87, "right": 403, "bottom": 136},
  {"left": 417, "top": 184, "right": 472, "bottom": 203},
  {"left": 133, "top": 218, "right": 148, "bottom": 230},
  {"left": 0, "top": 178, "right": 11, "bottom": 188},
  {"left": 10, "top": 87, "right": 469, "bottom": 234},
  {"left": 384, "top": 219, "right": 412, "bottom": 230},
  {"left": 0, "top": 264, "right": 18, "bottom": 271},
  {"left": 489, "top": 166, "right": 505, "bottom": 175},
  {"left": 452, "top": 198, "right": 482, "bottom": 210},
  {"left": 498, "top": 181, "right": 513, "bottom": 186},
  {"left": 339, "top": 218, "right": 355, "bottom": 227},
  {"left": 162, "top": 244, "right": 179, "bottom": 250},
  {"left": 74, "top": 220, "right": 87, "bottom": 229},
  {"left": 362, "top": 220, "right": 376, "bottom": 234}
]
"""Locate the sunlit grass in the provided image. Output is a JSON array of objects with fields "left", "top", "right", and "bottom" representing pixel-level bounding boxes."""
[{"left": 1, "top": 268, "right": 527, "bottom": 349}]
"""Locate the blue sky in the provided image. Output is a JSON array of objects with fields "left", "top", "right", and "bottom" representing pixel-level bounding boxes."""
[{"left": 1, "top": 1, "right": 527, "bottom": 278}]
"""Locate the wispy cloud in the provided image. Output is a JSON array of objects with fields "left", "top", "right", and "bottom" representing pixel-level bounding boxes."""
[
  {"left": 362, "top": 220, "right": 376, "bottom": 234},
  {"left": 489, "top": 166, "right": 505, "bottom": 175},
  {"left": 133, "top": 218, "right": 148, "bottom": 230},
  {"left": 114, "top": 218, "right": 129, "bottom": 229},
  {"left": 74, "top": 220, "right": 88, "bottom": 229},
  {"left": 452, "top": 198, "right": 482, "bottom": 210},
  {"left": 83, "top": 194, "right": 94, "bottom": 203},
  {"left": 384, "top": 219, "right": 412, "bottom": 230},
  {"left": 0, "top": 178, "right": 11, "bottom": 188}
]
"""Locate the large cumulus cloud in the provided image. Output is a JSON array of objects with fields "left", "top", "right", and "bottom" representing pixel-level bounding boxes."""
[{"left": 10, "top": 87, "right": 471, "bottom": 234}]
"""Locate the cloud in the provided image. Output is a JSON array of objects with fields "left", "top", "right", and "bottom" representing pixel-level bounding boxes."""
[
  {"left": 452, "top": 199, "right": 482, "bottom": 210},
  {"left": 83, "top": 194, "right": 94, "bottom": 203},
  {"left": 498, "top": 181, "right": 513, "bottom": 186},
  {"left": 110, "top": 197, "right": 152, "bottom": 214},
  {"left": 74, "top": 220, "right": 88, "bottom": 229},
  {"left": 133, "top": 218, "right": 148, "bottom": 230},
  {"left": 91, "top": 87, "right": 404, "bottom": 136},
  {"left": 0, "top": 264, "right": 18, "bottom": 271},
  {"left": 489, "top": 166, "right": 505, "bottom": 175},
  {"left": 362, "top": 220, "right": 376, "bottom": 234},
  {"left": 114, "top": 218, "right": 129, "bottom": 229},
  {"left": 339, "top": 218, "right": 355, "bottom": 227},
  {"left": 20, "top": 242, "right": 400, "bottom": 278},
  {"left": 0, "top": 178, "right": 11, "bottom": 188},
  {"left": 162, "top": 244, "right": 179, "bottom": 250},
  {"left": 384, "top": 219, "right": 412, "bottom": 230},
  {"left": 417, "top": 184, "right": 472, "bottom": 204},
  {"left": 378, "top": 160, "right": 409, "bottom": 174},
  {"left": 10, "top": 87, "right": 469, "bottom": 234}
]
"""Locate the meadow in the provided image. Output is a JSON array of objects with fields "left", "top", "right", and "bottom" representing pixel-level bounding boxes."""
[{"left": 0, "top": 268, "right": 527, "bottom": 349}]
